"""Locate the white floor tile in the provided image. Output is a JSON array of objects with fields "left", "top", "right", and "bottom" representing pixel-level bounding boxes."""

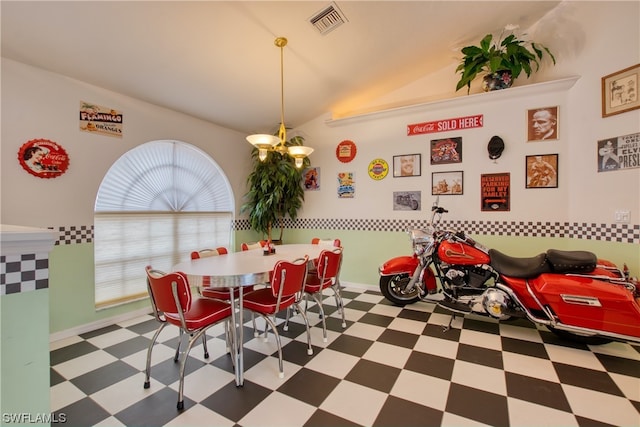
[
  {"left": 239, "top": 391, "right": 316, "bottom": 427},
  {"left": 544, "top": 343, "right": 605, "bottom": 371},
  {"left": 176, "top": 365, "right": 236, "bottom": 403},
  {"left": 90, "top": 373, "right": 156, "bottom": 414},
  {"left": 320, "top": 380, "right": 388, "bottom": 426},
  {"left": 50, "top": 335, "right": 82, "bottom": 351},
  {"left": 507, "top": 397, "right": 579, "bottom": 427},
  {"left": 390, "top": 369, "right": 451, "bottom": 411},
  {"left": 343, "top": 321, "right": 385, "bottom": 341},
  {"left": 459, "top": 328, "right": 502, "bottom": 351},
  {"left": 54, "top": 349, "right": 117, "bottom": 380},
  {"left": 362, "top": 341, "right": 412, "bottom": 368},
  {"left": 388, "top": 316, "right": 428, "bottom": 334},
  {"left": 243, "top": 356, "right": 302, "bottom": 388},
  {"left": 164, "top": 403, "right": 234, "bottom": 427},
  {"left": 50, "top": 380, "right": 86, "bottom": 411},
  {"left": 413, "top": 335, "right": 459, "bottom": 359},
  {"left": 87, "top": 328, "right": 141, "bottom": 349},
  {"left": 441, "top": 411, "right": 493, "bottom": 426},
  {"left": 502, "top": 351, "right": 560, "bottom": 382},
  {"left": 562, "top": 384, "right": 640, "bottom": 426},
  {"left": 609, "top": 372, "right": 640, "bottom": 401},
  {"left": 368, "top": 303, "right": 404, "bottom": 317},
  {"left": 304, "top": 348, "right": 360, "bottom": 379},
  {"left": 452, "top": 360, "right": 507, "bottom": 396},
  {"left": 499, "top": 323, "right": 544, "bottom": 343}
]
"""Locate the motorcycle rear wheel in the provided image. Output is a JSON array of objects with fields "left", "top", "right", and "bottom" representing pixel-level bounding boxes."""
[
  {"left": 547, "top": 327, "right": 613, "bottom": 345},
  {"left": 380, "top": 274, "right": 421, "bottom": 306}
]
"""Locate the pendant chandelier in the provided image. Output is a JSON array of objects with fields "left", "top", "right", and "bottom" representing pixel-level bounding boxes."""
[{"left": 246, "top": 37, "right": 313, "bottom": 168}]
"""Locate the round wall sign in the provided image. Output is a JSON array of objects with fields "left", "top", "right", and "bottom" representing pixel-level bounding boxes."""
[
  {"left": 336, "top": 140, "right": 357, "bottom": 163},
  {"left": 18, "top": 138, "right": 70, "bottom": 179},
  {"left": 368, "top": 158, "right": 389, "bottom": 180}
]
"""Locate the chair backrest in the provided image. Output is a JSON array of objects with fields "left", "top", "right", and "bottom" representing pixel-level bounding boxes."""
[
  {"left": 241, "top": 241, "right": 267, "bottom": 251},
  {"left": 271, "top": 256, "right": 309, "bottom": 302},
  {"left": 145, "top": 266, "right": 192, "bottom": 317},
  {"left": 316, "top": 247, "right": 343, "bottom": 283},
  {"left": 190, "top": 247, "right": 228, "bottom": 259},
  {"left": 311, "top": 237, "right": 341, "bottom": 247}
]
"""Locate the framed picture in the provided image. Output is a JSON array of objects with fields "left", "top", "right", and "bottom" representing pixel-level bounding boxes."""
[
  {"left": 393, "top": 191, "right": 421, "bottom": 211},
  {"left": 431, "top": 171, "right": 463, "bottom": 195},
  {"left": 393, "top": 154, "right": 421, "bottom": 177},
  {"left": 430, "top": 137, "right": 462, "bottom": 165},
  {"left": 525, "top": 154, "right": 558, "bottom": 188},
  {"left": 481, "top": 172, "right": 510, "bottom": 211},
  {"left": 601, "top": 63, "right": 640, "bottom": 118},
  {"left": 303, "top": 167, "right": 320, "bottom": 190},
  {"left": 527, "top": 106, "right": 559, "bottom": 141}
]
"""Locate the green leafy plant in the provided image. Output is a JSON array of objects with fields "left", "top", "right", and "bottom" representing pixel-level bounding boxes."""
[
  {"left": 455, "top": 26, "right": 556, "bottom": 93},
  {"left": 241, "top": 135, "right": 310, "bottom": 242}
]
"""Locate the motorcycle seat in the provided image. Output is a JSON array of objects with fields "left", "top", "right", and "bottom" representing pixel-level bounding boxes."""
[
  {"left": 546, "top": 249, "right": 597, "bottom": 274},
  {"left": 489, "top": 249, "right": 551, "bottom": 279}
]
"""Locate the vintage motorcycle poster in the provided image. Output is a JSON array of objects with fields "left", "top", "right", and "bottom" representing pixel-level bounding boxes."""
[
  {"left": 393, "top": 191, "right": 421, "bottom": 210},
  {"left": 430, "top": 137, "right": 462, "bottom": 165},
  {"left": 481, "top": 172, "right": 510, "bottom": 211},
  {"left": 597, "top": 132, "right": 640, "bottom": 172}
]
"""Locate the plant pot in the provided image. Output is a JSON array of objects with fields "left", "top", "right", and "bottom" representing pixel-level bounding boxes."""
[{"left": 482, "top": 71, "right": 513, "bottom": 92}]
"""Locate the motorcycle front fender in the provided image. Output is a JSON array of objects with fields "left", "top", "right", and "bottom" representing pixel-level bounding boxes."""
[{"left": 379, "top": 255, "right": 419, "bottom": 276}]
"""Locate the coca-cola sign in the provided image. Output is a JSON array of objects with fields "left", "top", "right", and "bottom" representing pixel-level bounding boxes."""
[
  {"left": 407, "top": 114, "right": 483, "bottom": 136},
  {"left": 18, "top": 138, "right": 70, "bottom": 179}
]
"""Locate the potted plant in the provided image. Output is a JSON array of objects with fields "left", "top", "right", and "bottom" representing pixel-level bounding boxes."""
[
  {"left": 455, "top": 26, "right": 556, "bottom": 93},
  {"left": 241, "top": 135, "right": 310, "bottom": 243}
]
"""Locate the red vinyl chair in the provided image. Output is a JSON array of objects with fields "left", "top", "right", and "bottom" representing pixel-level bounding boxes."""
[
  {"left": 299, "top": 247, "right": 346, "bottom": 342},
  {"left": 309, "top": 238, "right": 342, "bottom": 275},
  {"left": 242, "top": 256, "right": 313, "bottom": 378},
  {"left": 144, "top": 266, "right": 236, "bottom": 410},
  {"left": 240, "top": 240, "right": 267, "bottom": 251},
  {"left": 191, "top": 247, "right": 258, "bottom": 335}
]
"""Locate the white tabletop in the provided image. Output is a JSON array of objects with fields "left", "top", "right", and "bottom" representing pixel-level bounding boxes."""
[{"left": 173, "top": 243, "right": 324, "bottom": 288}]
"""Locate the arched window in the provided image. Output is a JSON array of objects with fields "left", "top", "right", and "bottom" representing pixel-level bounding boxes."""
[{"left": 94, "top": 140, "right": 234, "bottom": 309}]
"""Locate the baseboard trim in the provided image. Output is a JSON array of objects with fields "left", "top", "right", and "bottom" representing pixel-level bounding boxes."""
[{"left": 50, "top": 307, "right": 153, "bottom": 342}]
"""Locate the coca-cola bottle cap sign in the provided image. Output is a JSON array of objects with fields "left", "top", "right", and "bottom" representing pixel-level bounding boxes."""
[{"left": 18, "top": 138, "right": 70, "bottom": 179}]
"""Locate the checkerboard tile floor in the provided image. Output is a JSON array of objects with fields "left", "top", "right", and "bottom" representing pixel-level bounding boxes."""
[{"left": 51, "top": 286, "right": 640, "bottom": 426}]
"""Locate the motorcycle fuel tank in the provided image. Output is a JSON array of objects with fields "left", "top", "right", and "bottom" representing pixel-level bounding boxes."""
[
  {"left": 530, "top": 274, "right": 640, "bottom": 338},
  {"left": 438, "top": 240, "right": 490, "bottom": 265}
]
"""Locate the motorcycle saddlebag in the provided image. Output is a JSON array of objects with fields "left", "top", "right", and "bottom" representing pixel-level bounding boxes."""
[{"left": 530, "top": 273, "right": 640, "bottom": 338}]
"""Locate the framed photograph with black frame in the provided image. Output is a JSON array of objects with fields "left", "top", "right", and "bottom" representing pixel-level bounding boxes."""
[
  {"left": 602, "top": 63, "right": 640, "bottom": 118},
  {"left": 525, "top": 154, "right": 558, "bottom": 188},
  {"left": 431, "top": 171, "right": 463, "bottom": 195},
  {"left": 393, "top": 154, "right": 421, "bottom": 177}
]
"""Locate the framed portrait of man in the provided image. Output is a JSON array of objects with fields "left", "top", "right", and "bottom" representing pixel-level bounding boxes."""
[
  {"left": 393, "top": 154, "right": 421, "bottom": 177},
  {"left": 527, "top": 106, "right": 559, "bottom": 142}
]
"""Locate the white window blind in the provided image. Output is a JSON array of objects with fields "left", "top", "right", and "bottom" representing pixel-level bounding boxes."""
[{"left": 94, "top": 140, "right": 234, "bottom": 309}]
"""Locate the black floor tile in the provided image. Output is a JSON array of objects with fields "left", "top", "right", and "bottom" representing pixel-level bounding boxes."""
[
  {"left": 575, "top": 415, "right": 619, "bottom": 427},
  {"left": 345, "top": 300, "right": 376, "bottom": 312},
  {"left": 327, "top": 334, "right": 374, "bottom": 358},
  {"left": 445, "top": 383, "right": 509, "bottom": 426},
  {"left": 422, "top": 323, "right": 461, "bottom": 341},
  {"left": 104, "top": 335, "right": 151, "bottom": 359},
  {"left": 374, "top": 395, "right": 443, "bottom": 427},
  {"left": 277, "top": 367, "right": 340, "bottom": 406},
  {"left": 552, "top": 362, "right": 625, "bottom": 396},
  {"left": 398, "top": 308, "right": 430, "bottom": 322},
  {"left": 55, "top": 396, "right": 110, "bottom": 426},
  {"left": 282, "top": 339, "right": 320, "bottom": 366},
  {"left": 505, "top": 371, "right": 572, "bottom": 411},
  {"left": 148, "top": 355, "right": 208, "bottom": 386},
  {"left": 125, "top": 316, "right": 158, "bottom": 335},
  {"left": 79, "top": 323, "right": 122, "bottom": 339},
  {"left": 501, "top": 336, "right": 549, "bottom": 359},
  {"left": 404, "top": 351, "right": 455, "bottom": 381},
  {"left": 456, "top": 343, "right": 503, "bottom": 369},
  {"left": 304, "top": 408, "right": 362, "bottom": 427},
  {"left": 50, "top": 367, "right": 66, "bottom": 386},
  {"left": 358, "top": 312, "right": 394, "bottom": 328},
  {"left": 377, "top": 328, "right": 420, "bottom": 349},
  {"left": 594, "top": 352, "right": 640, "bottom": 378},
  {"left": 70, "top": 360, "right": 139, "bottom": 395},
  {"left": 462, "top": 317, "right": 501, "bottom": 335},
  {"left": 345, "top": 359, "right": 401, "bottom": 393},
  {"left": 116, "top": 387, "right": 196, "bottom": 426},
  {"left": 50, "top": 340, "right": 99, "bottom": 366},
  {"left": 200, "top": 380, "right": 272, "bottom": 422}
]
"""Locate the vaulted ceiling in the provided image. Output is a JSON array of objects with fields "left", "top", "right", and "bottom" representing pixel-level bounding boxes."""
[{"left": 1, "top": 1, "right": 562, "bottom": 135}]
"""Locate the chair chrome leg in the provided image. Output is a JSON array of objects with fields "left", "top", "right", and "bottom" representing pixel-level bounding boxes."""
[
  {"left": 311, "top": 293, "right": 328, "bottom": 342},
  {"left": 174, "top": 329, "right": 183, "bottom": 362},
  {"left": 177, "top": 328, "right": 207, "bottom": 410},
  {"left": 260, "top": 314, "right": 284, "bottom": 378},
  {"left": 144, "top": 323, "right": 166, "bottom": 389},
  {"left": 333, "top": 284, "right": 347, "bottom": 328},
  {"left": 201, "top": 334, "right": 209, "bottom": 359},
  {"left": 294, "top": 302, "right": 314, "bottom": 355}
]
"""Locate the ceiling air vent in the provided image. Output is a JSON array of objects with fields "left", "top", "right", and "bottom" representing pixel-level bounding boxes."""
[{"left": 309, "top": 2, "right": 348, "bottom": 35}]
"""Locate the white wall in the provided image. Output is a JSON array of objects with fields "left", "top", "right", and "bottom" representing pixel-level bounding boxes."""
[
  {"left": 296, "top": 1, "right": 639, "bottom": 226},
  {"left": 1, "top": 59, "right": 252, "bottom": 227}
]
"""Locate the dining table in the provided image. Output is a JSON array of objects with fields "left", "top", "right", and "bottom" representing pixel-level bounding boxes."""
[{"left": 173, "top": 243, "right": 325, "bottom": 386}]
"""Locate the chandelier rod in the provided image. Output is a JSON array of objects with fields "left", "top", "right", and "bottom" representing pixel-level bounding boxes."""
[{"left": 276, "top": 37, "right": 287, "bottom": 144}]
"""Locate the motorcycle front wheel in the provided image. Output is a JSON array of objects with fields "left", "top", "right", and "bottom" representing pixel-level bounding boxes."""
[{"left": 380, "top": 274, "right": 421, "bottom": 306}]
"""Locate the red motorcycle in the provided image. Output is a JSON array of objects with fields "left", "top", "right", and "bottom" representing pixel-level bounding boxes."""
[{"left": 379, "top": 198, "right": 640, "bottom": 344}]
